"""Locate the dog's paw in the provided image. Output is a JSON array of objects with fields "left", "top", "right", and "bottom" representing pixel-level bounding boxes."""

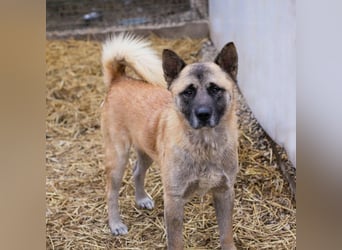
[
  {"left": 136, "top": 196, "right": 154, "bottom": 210},
  {"left": 109, "top": 221, "right": 128, "bottom": 236}
]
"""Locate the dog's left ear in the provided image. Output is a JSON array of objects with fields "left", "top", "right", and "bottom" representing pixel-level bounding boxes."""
[
  {"left": 162, "top": 49, "right": 186, "bottom": 89},
  {"left": 214, "top": 42, "right": 238, "bottom": 81}
]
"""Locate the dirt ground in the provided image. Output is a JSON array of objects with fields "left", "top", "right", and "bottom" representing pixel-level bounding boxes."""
[{"left": 46, "top": 36, "right": 296, "bottom": 249}]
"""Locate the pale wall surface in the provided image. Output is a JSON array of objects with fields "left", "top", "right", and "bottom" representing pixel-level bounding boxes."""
[{"left": 209, "top": 0, "right": 296, "bottom": 167}]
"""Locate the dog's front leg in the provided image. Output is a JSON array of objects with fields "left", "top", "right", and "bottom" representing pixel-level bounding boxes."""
[
  {"left": 213, "top": 188, "right": 236, "bottom": 250},
  {"left": 164, "top": 194, "right": 185, "bottom": 250}
]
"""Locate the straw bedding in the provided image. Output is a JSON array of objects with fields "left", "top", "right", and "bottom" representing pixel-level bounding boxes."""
[{"left": 46, "top": 36, "right": 296, "bottom": 249}]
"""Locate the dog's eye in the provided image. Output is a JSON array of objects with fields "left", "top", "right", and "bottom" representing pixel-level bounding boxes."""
[
  {"left": 181, "top": 85, "right": 196, "bottom": 98},
  {"left": 208, "top": 83, "right": 224, "bottom": 95}
]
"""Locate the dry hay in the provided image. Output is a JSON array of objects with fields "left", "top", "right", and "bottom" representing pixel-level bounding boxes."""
[{"left": 46, "top": 35, "right": 296, "bottom": 249}]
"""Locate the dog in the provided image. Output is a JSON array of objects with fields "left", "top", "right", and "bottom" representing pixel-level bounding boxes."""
[{"left": 101, "top": 34, "right": 239, "bottom": 250}]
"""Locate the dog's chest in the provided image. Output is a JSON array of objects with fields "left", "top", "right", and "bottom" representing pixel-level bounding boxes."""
[
  {"left": 180, "top": 164, "right": 227, "bottom": 200},
  {"left": 164, "top": 128, "right": 236, "bottom": 199},
  {"left": 173, "top": 146, "right": 229, "bottom": 200}
]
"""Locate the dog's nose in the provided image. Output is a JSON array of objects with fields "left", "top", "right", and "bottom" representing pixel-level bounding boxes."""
[{"left": 195, "top": 106, "right": 212, "bottom": 122}]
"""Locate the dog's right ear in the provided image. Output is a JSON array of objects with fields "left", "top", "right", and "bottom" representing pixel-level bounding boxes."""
[{"left": 162, "top": 49, "right": 186, "bottom": 89}]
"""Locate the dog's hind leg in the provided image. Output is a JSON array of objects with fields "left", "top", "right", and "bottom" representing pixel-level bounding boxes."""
[
  {"left": 133, "top": 150, "right": 154, "bottom": 210},
  {"left": 104, "top": 134, "right": 131, "bottom": 236}
]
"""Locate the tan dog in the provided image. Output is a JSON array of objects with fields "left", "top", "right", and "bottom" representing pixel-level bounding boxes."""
[{"left": 101, "top": 34, "right": 239, "bottom": 250}]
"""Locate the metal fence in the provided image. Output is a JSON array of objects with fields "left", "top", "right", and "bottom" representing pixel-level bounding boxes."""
[{"left": 47, "top": 0, "right": 208, "bottom": 32}]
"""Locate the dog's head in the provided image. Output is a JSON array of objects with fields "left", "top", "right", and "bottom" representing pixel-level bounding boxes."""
[{"left": 162, "top": 42, "right": 238, "bottom": 129}]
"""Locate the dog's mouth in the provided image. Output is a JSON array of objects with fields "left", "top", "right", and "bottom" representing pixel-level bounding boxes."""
[
  {"left": 191, "top": 121, "right": 216, "bottom": 129},
  {"left": 189, "top": 110, "right": 218, "bottom": 129}
]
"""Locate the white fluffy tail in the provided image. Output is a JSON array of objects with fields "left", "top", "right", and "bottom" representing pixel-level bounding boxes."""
[{"left": 102, "top": 33, "right": 166, "bottom": 87}]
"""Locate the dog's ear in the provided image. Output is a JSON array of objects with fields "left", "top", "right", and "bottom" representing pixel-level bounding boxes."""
[
  {"left": 214, "top": 42, "right": 238, "bottom": 81},
  {"left": 162, "top": 49, "right": 186, "bottom": 88}
]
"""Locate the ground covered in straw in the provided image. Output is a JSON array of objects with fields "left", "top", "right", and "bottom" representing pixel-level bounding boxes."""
[{"left": 46, "top": 36, "right": 296, "bottom": 249}]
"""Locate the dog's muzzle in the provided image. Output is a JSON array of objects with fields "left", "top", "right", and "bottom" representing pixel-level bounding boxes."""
[
  {"left": 195, "top": 106, "right": 212, "bottom": 122},
  {"left": 190, "top": 106, "right": 217, "bottom": 129}
]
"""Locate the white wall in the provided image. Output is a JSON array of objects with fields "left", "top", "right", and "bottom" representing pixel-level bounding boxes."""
[{"left": 209, "top": 0, "right": 296, "bottom": 167}]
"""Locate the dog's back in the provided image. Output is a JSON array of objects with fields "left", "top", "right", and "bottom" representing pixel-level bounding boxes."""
[{"left": 102, "top": 78, "right": 171, "bottom": 160}]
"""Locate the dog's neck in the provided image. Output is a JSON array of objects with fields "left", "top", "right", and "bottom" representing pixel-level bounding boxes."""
[{"left": 185, "top": 124, "right": 229, "bottom": 151}]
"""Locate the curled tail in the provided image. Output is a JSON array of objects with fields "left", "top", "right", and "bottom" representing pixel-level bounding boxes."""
[{"left": 102, "top": 33, "right": 166, "bottom": 87}]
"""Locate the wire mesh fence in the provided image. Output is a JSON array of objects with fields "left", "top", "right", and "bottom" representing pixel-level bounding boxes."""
[{"left": 47, "top": 0, "right": 208, "bottom": 32}]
